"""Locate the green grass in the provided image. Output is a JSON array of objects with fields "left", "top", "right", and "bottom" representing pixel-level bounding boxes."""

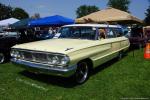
[{"left": 0, "top": 49, "right": 150, "bottom": 100}]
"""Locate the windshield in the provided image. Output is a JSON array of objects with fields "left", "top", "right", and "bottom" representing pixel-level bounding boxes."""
[{"left": 58, "top": 26, "right": 96, "bottom": 40}]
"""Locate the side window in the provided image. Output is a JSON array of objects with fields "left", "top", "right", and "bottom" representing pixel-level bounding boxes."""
[
  {"left": 113, "top": 28, "right": 123, "bottom": 37},
  {"left": 98, "top": 28, "right": 106, "bottom": 39},
  {"left": 72, "top": 29, "right": 80, "bottom": 38},
  {"left": 107, "top": 28, "right": 116, "bottom": 38},
  {"left": 59, "top": 27, "right": 70, "bottom": 38},
  {"left": 80, "top": 27, "right": 95, "bottom": 40}
]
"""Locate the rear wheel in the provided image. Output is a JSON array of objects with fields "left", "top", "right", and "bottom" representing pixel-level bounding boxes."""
[
  {"left": 0, "top": 53, "right": 5, "bottom": 64},
  {"left": 138, "top": 43, "right": 142, "bottom": 49},
  {"left": 74, "top": 61, "right": 89, "bottom": 84},
  {"left": 118, "top": 51, "right": 124, "bottom": 60}
]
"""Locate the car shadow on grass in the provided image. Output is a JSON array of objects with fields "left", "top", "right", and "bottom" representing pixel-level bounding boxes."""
[
  {"left": 19, "top": 70, "right": 77, "bottom": 88},
  {"left": 19, "top": 56, "right": 125, "bottom": 88}
]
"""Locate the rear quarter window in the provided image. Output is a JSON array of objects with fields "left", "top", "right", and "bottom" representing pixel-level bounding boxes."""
[
  {"left": 112, "top": 28, "right": 123, "bottom": 37},
  {"left": 106, "top": 28, "right": 116, "bottom": 38}
]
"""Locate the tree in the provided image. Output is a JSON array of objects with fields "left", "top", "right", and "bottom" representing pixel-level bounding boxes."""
[
  {"left": 0, "top": 3, "right": 29, "bottom": 20},
  {"left": 107, "top": 0, "right": 130, "bottom": 12},
  {"left": 0, "top": 3, "right": 12, "bottom": 20},
  {"left": 31, "top": 13, "right": 40, "bottom": 19},
  {"left": 76, "top": 5, "right": 99, "bottom": 18},
  {"left": 12, "top": 7, "right": 29, "bottom": 19},
  {"left": 144, "top": 6, "right": 150, "bottom": 25}
]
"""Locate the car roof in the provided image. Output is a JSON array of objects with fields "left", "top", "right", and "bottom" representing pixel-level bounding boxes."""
[{"left": 63, "top": 24, "right": 122, "bottom": 28}]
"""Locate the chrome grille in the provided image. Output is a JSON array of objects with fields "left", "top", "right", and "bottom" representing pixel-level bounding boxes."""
[
  {"left": 34, "top": 53, "right": 47, "bottom": 62},
  {"left": 22, "top": 51, "right": 33, "bottom": 61},
  {"left": 19, "top": 50, "right": 48, "bottom": 63}
]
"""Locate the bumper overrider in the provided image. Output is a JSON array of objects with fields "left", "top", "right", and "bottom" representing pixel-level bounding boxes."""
[{"left": 11, "top": 58, "right": 77, "bottom": 77}]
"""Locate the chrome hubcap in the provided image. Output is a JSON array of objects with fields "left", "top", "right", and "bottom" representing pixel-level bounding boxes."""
[
  {"left": 0, "top": 53, "right": 4, "bottom": 63},
  {"left": 76, "top": 62, "right": 88, "bottom": 83}
]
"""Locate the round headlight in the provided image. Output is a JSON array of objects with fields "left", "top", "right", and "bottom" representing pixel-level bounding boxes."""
[
  {"left": 15, "top": 51, "right": 19, "bottom": 57},
  {"left": 52, "top": 56, "right": 59, "bottom": 64},
  {"left": 10, "top": 50, "right": 15, "bottom": 57},
  {"left": 11, "top": 50, "right": 18, "bottom": 57},
  {"left": 60, "top": 56, "right": 69, "bottom": 65},
  {"left": 47, "top": 55, "right": 53, "bottom": 64},
  {"left": 47, "top": 54, "right": 70, "bottom": 66},
  {"left": 19, "top": 52, "right": 24, "bottom": 59}
]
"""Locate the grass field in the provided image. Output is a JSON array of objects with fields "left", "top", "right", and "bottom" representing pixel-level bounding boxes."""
[{"left": 0, "top": 49, "right": 150, "bottom": 100}]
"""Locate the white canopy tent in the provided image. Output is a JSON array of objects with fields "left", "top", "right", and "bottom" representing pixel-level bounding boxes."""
[
  {"left": 76, "top": 8, "right": 143, "bottom": 24},
  {"left": 0, "top": 18, "right": 19, "bottom": 27}
]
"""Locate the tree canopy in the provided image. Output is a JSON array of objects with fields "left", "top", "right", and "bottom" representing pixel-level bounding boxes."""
[
  {"left": 12, "top": 8, "right": 29, "bottom": 19},
  {"left": 107, "top": 0, "right": 130, "bottom": 12},
  {"left": 76, "top": 5, "right": 99, "bottom": 18},
  {"left": 31, "top": 13, "right": 40, "bottom": 19},
  {"left": 0, "top": 3, "right": 29, "bottom": 20},
  {"left": 0, "top": 3, "right": 12, "bottom": 20},
  {"left": 144, "top": 5, "right": 150, "bottom": 25}
]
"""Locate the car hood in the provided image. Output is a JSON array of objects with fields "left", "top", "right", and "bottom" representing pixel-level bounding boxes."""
[{"left": 12, "top": 39, "right": 97, "bottom": 54}]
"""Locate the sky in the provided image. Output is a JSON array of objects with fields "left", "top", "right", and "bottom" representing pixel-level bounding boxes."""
[{"left": 0, "top": 0, "right": 149, "bottom": 20}]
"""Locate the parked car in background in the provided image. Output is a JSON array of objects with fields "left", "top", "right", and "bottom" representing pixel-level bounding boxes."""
[
  {"left": 35, "top": 30, "right": 54, "bottom": 40},
  {"left": 0, "top": 28, "right": 54, "bottom": 64},
  {"left": 128, "top": 26, "right": 147, "bottom": 48},
  {"left": 11, "top": 24, "right": 130, "bottom": 84},
  {"left": 4, "top": 31, "right": 19, "bottom": 39},
  {"left": 0, "top": 30, "right": 5, "bottom": 38},
  {"left": 0, "top": 30, "right": 19, "bottom": 63},
  {"left": 143, "top": 26, "right": 150, "bottom": 41}
]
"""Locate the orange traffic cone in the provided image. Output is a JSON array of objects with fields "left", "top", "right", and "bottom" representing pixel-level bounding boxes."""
[{"left": 144, "top": 43, "right": 150, "bottom": 59}]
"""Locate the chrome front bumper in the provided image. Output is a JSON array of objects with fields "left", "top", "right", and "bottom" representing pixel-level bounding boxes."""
[{"left": 11, "top": 58, "right": 77, "bottom": 77}]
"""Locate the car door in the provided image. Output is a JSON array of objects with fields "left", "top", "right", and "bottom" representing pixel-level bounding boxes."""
[
  {"left": 110, "top": 28, "right": 122, "bottom": 51},
  {"left": 92, "top": 27, "right": 129, "bottom": 68},
  {"left": 113, "top": 28, "right": 129, "bottom": 50},
  {"left": 92, "top": 27, "right": 114, "bottom": 67},
  {"left": 105, "top": 28, "right": 121, "bottom": 59},
  {"left": 95, "top": 27, "right": 123, "bottom": 65}
]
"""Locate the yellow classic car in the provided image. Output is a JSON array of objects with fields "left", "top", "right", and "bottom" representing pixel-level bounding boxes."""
[{"left": 11, "top": 24, "right": 130, "bottom": 84}]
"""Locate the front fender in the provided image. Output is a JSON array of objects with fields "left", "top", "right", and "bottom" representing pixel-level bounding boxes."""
[{"left": 68, "top": 43, "right": 111, "bottom": 66}]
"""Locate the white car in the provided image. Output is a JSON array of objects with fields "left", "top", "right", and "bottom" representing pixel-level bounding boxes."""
[{"left": 11, "top": 24, "right": 130, "bottom": 84}]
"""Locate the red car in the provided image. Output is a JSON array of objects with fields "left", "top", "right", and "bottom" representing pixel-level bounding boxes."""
[
  {"left": 143, "top": 26, "right": 150, "bottom": 41},
  {"left": 129, "top": 27, "right": 147, "bottom": 48}
]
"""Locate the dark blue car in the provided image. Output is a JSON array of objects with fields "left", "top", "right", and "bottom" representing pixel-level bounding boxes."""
[{"left": 35, "top": 30, "right": 54, "bottom": 40}]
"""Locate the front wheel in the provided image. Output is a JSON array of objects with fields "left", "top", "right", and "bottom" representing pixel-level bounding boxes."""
[
  {"left": 74, "top": 61, "right": 89, "bottom": 84},
  {"left": 0, "top": 53, "right": 5, "bottom": 64}
]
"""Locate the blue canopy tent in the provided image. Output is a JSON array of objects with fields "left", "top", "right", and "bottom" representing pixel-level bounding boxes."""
[
  {"left": 10, "top": 18, "right": 34, "bottom": 29},
  {"left": 28, "top": 15, "right": 74, "bottom": 27}
]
